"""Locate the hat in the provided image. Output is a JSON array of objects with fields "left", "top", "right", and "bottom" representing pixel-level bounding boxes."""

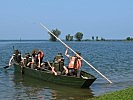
[
  {"left": 14, "top": 49, "right": 20, "bottom": 54},
  {"left": 56, "top": 53, "right": 63, "bottom": 60},
  {"left": 57, "top": 53, "right": 62, "bottom": 56}
]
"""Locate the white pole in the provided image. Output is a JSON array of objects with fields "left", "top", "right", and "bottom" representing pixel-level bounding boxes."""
[{"left": 40, "top": 23, "right": 112, "bottom": 84}]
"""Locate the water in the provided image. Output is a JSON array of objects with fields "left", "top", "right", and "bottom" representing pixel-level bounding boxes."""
[{"left": 0, "top": 40, "right": 133, "bottom": 100}]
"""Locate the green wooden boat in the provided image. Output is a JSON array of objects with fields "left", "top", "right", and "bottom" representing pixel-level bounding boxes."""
[{"left": 14, "top": 63, "right": 96, "bottom": 88}]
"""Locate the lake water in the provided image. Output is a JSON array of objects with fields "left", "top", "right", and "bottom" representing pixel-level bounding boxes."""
[{"left": 0, "top": 40, "right": 133, "bottom": 100}]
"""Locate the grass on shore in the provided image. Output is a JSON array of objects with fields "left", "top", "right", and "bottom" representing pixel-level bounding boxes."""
[{"left": 90, "top": 87, "right": 133, "bottom": 100}]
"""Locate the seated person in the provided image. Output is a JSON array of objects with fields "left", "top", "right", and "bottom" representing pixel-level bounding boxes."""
[
  {"left": 23, "top": 53, "right": 32, "bottom": 67},
  {"left": 9, "top": 49, "right": 22, "bottom": 66},
  {"left": 41, "top": 62, "right": 52, "bottom": 71},
  {"left": 32, "top": 49, "right": 44, "bottom": 69},
  {"left": 52, "top": 53, "right": 68, "bottom": 75}
]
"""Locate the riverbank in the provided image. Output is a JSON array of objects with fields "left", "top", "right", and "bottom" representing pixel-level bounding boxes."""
[{"left": 91, "top": 86, "right": 133, "bottom": 100}]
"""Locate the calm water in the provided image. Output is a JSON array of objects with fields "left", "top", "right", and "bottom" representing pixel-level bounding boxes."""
[{"left": 0, "top": 40, "right": 133, "bottom": 100}]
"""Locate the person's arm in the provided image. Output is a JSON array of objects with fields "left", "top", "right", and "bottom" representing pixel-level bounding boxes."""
[
  {"left": 63, "top": 66, "right": 68, "bottom": 74},
  {"left": 65, "top": 48, "right": 70, "bottom": 58},
  {"left": 9, "top": 55, "right": 14, "bottom": 66},
  {"left": 21, "top": 57, "right": 25, "bottom": 67},
  {"left": 51, "top": 67, "right": 57, "bottom": 76},
  {"left": 77, "top": 59, "right": 82, "bottom": 68},
  {"left": 32, "top": 57, "right": 35, "bottom": 64},
  {"left": 47, "top": 61, "right": 57, "bottom": 75},
  {"left": 38, "top": 56, "right": 41, "bottom": 68}
]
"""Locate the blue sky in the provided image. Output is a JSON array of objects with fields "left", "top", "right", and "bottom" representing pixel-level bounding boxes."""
[{"left": 0, "top": 0, "right": 133, "bottom": 40}]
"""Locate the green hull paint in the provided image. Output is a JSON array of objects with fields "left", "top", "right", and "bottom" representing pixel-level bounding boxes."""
[{"left": 14, "top": 63, "right": 96, "bottom": 88}]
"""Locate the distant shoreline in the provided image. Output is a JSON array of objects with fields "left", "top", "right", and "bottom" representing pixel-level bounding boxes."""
[{"left": 0, "top": 39, "right": 132, "bottom": 42}]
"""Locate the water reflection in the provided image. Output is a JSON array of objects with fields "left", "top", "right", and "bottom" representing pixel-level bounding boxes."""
[{"left": 13, "top": 72, "right": 94, "bottom": 100}]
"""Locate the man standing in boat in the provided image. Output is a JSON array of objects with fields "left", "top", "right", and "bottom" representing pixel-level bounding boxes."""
[{"left": 65, "top": 46, "right": 82, "bottom": 77}]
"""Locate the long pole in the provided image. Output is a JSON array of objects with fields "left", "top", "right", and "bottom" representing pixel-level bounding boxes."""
[{"left": 40, "top": 23, "right": 112, "bottom": 84}]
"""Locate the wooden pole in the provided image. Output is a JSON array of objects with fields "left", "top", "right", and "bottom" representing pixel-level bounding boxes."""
[{"left": 40, "top": 23, "right": 112, "bottom": 83}]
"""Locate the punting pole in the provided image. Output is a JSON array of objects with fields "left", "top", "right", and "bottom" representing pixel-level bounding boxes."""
[{"left": 40, "top": 23, "right": 112, "bottom": 84}]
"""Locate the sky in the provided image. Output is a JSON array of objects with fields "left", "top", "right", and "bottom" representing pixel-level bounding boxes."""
[{"left": 0, "top": 0, "right": 133, "bottom": 40}]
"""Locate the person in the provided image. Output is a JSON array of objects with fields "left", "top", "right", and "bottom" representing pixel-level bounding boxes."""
[
  {"left": 9, "top": 49, "right": 22, "bottom": 67},
  {"left": 23, "top": 53, "right": 32, "bottom": 68},
  {"left": 41, "top": 62, "right": 51, "bottom": 71},
  {"left": 65, "top": 47, "right": 82, "bottom": 77},
  {"left": 32, "top": 49, "right": 44, "bottom": 68},
  {"left": 52, "top": 53, "right": 68, "bottom": 75}
]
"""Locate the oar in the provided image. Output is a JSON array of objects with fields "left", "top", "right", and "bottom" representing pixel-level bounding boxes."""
[
  {"left": 3, "top": 66, "right": 9, "bottom": 69},
  {"left": 47, "top": 61, "right": 52, "bottom": 69},
  {"left": 47, "top": 60, "right": 57, "bottom": 75},
  {"left": 40, "top": 23, "right": 112, "bottom": 83}
]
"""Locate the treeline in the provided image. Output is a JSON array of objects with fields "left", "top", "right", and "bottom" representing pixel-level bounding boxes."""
[
  {"left": 47, "top": 28, "right": 132, "bottom": 41},
  {"left": 126, "top": 37, "right": 133, "bottom": 41},
  {"left": 48, "top": 28, "right": 83, "bottom": 41},
  {"left": 48, "top": 28, "right": 105, "bottom": 41}
]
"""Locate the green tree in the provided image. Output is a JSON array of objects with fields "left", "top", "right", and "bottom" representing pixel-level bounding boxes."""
[
  {"left": 66, "top": 34, "right": 73, "bottom": 41},
  {"left": 92, "top": 36, "right": 94, "bottom": 40},
  {"left": 48, "top": 28, "right": 61, "bottom": 41},
  {"left": 96, "top": 36, "right": 99, "bottom": 41},
  {"left": 126, "top": 37, "right": 133, "bottom": 41},
  {"left": 74, "top": 32, "right": 83, "bottom": 41},
  {"left": 101, "top": 37, "right": 105, "bottom": 41},
  {"left": 127, "top": 37, "right": 131, "bottom": 41}
]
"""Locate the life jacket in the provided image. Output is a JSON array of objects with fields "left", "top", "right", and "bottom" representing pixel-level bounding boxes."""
[
  {"left": 75, "top": 58, "right": 82, "bottom": 69},
  {"left": 16, "top": 54, "right": 21, "bottom": 63},
  {"left": 24, "top": 57, "right": 32, "bottom": 66},
  {"left": 13, "top": 50, "right": 21, "bottom": 63},
  {"left": 33, "top": 51, "right": 44, "bottom": 63},
  {"left": 54, "top": 61, "right": 64, "bottom": 72},
  {"left": 53, "top": 55, "right": 64, "bottom": 72},
  {"left": 68, "top": 57, "right": 82, "bottom": 69},
  {"left": 38, "top": 50, "right": 44, "bottom": 59}
]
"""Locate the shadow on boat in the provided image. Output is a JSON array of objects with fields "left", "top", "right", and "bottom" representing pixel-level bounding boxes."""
[{"left": 13, "top": 71, "right": 95, "bottom": 100}]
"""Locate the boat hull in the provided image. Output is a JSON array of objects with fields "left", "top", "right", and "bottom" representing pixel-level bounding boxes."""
[{"left": 14, "top": 63, "right": 96, "bottom": 88}]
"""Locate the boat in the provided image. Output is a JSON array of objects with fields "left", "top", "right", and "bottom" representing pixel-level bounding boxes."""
[{"left": 14, "top": 63, "right": 96, "bottom": 88}]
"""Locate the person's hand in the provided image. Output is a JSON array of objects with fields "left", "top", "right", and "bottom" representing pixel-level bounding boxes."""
[
  {"left": 65, "top": 45, "right": 69, "bottom": 48},
  {"left": 54, "top": 72, "right": 57, "bottom": 76},
  {"left": 51, "top": 67, "right": 57, "bottom": 76},
  {"left": 65, "top": 70, "right": 68, "bottom": 74},
  {"left": 9, "top": 63, "right": 12, "bottom": 66}
]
